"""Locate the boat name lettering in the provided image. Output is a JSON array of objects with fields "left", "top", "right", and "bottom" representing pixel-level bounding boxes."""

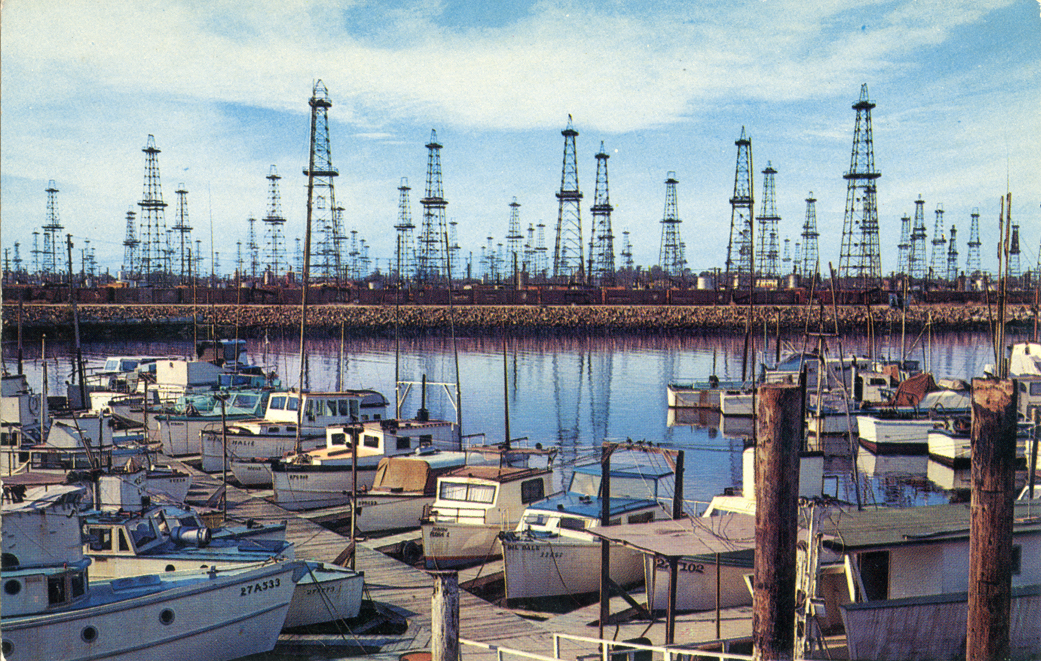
[
  {"left": 655, "top": 558, "right": 705, "bottom": 574},
  {"left": 289, "top": 474, "right": 309, "bottom": 480},
  {"left": 240, "top": 577, "right": 280, "bottom": 596},
  {"left": 429, "top": 527, "right": 449, "bottom": 538},
  {"left": 539, "top": 551, "right": 563, "bottom": 558},
  {"left": 507, "top": 543, "right": 541, "bottom": 552},
  {"left": 358, "top": 500, "right": 378, "bottom": 507},
  {"left": 232, "top": 440, "right": 256, "bottom": 447},
  {"left": 304, "top": 585, "right": 339, "bottom": 595}
]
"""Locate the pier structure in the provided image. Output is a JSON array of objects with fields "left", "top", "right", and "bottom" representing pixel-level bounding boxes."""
[
  {"left": 909, "top": 196, "right": 928, "bottom": 280},
  {"left": 263, "top": 165, "right": 288, "bottom": 280},
  {"left": 658, "top": 171, "right": 684, "bottom": 278},
  {"left": 838, "top": 83, "right": 882, "bottom": 287},
  {"left": 552, "top": 115, "right": 584, "bottom": 282},
  {"left": 41, "top": 180, "right": 64, "bottom": 281},
  {"left": 172, "top": 184, "right": 193, "bottom": 284},
  {"left": 303, "top": 81, "right": 342, "bottom": 282},
  {"left": 394, "top": 177, "right": 416, "bottom": 281},
  {"left": 725, "top": 127, "right": 755, "bottom": 290},
  {"left": 138, "top": 135, "right": 170, "bottom": 285},
  {"left": 418, "top": 130, "right": 449, "bottom": 283},
  {"left": 589, "top": 142, "right": 615, "bottom": 285},
  {"left": 800, "top": 193, "right": 819, "bottom": 279},
  {"left": 967, "top": 208, "right": 982, "bottom": 277},
  {"left": 755, "top": 163, "right": 780, "bottom": 278}
]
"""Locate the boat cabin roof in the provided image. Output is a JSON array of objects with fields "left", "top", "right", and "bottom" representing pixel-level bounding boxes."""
[
  {"left": 524, "top": 491, "right": 662, "bottom": 519},
  {"left": 441, "top": 464, "right": 549, "bottom": 484},
  {"left": 587, "top": 513, "right": 758, "bottom": 558},
  {"left": 573, "top": 463, "right": 673, "bottom": 480}
]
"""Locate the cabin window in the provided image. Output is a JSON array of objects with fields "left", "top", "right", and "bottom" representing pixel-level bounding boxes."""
[
  {"left": 330, "top": 433, "right": 347, "bottom": 446},
  {"left": 362, "top": 415, "right": 370, "bottom": 421},
  {"left": 419, "top": 434, "right": 433, "bottom": 447},
  {"left": 91, "top": 528, "right": 114, "bottom": 552},
  {"left": 118, "top": 530, "right": 131, "bottom": 552},
  {"left": 304, "top": 400, "right": 316, "bottom": 419},
  {"left": 48, "top": 575, "right": 67, "bottom": 605},
  {"left": 374, "top": 414, "right": 382, "bottom": 420},
  {"left": 0, "top": 432, "right": 15, "bottom": 447},
  {"left": 523, "top": 513, "right": 546, "bottom": 527},
  {"left": 858, "top": 551, "right": 890, "bottom": 601},
  {"left": 520, "top": 478, "right": 545, "bottom": 504},
  {"left": 396, "top": 436, "right": 412, "bottom": 451},
  {"left": 350, "top": 400, "right": 360, "bottom": 419},
  {"left": 628, "top": 511, "right": 654, "bottom": 524},
  {"left": 1, "top": 553, "right": 18, "bottom": 569},
  {"left": 326, "top": 401, "right": 338, "bottom": 416},
  {"left": 70, "top": 571, "right": 86, "bottom": 598},
  {"left": 1031, "top": 383, "right": 1041, "bottom": 396},
  {"left": 338, "top": 400, "right": 350, "bottom": 416},
  {"left": 131, "top": 522, "right": 156, "bottom": 547},
  {"left": 1012, "top": 545, "right": 1022, "bottom": 575},
  {"left": 364, "top": 435, "right": 380, "bottom": 448},
  {"left": 270, "top": 396, "right": 286, "bottom": 410},
  {"left": 560, "top": 517, "right": 586, "bottom": 531},
  {"left": 440, "top": 482, "right": 496, "bottom": 504},
  {"left": 287, "top": 397, "right": 299, "bottom": 411},
  {"left": 4, "top": 579, "right": 21, "bottom": 595}
]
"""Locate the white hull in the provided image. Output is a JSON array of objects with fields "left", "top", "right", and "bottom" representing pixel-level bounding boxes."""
[
  {"left": 926, "top": 429, "right": 971, "bottom": 467},
  {"left": 855, "top": 416, "right": 937, "bottom": 454},
  {"left": 155, "top": 417, "right": 220, "bottom": 456},
  {"left": 272, "top": 464, "right": 380, "bottom": 511},
  {"left": 502, "top": 536, "right": 644, "bottom": 601},
  {"left": 284, "top": 562, "right": 365, "bottom": 628},
  {"left": 230, "top": 459, "right": 274, "bottom": 487},
  {"left": 97, "top": 471, "right": 192, "bottom": 510},
  {"left": 720, "top": 392, "right": 754, "bottom": 417},
  {"left": 644, "top": 555, "right": 752, "bottom": 612},
  {"left": 422, "top": 522, "right": 504, "bottom": 569},
  {"left": 200, "top": 433, "right": 324, "bottom": 472},
  {"left": 1, "top": 562, "right": 299, "bottom": 661},
  {"left": 354, "top": 493, "right": 433, "bottom": 534},
  {"left": 806, "top": 412, "right": 856, "bottom": 436}
]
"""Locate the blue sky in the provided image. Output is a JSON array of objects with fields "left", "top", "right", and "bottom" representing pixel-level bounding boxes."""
[{"left": 2, "top": 0, "right": 1039, "bottom": 278}]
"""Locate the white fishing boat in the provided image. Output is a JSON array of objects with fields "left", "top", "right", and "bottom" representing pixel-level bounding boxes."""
[
  {"left": 719, "top": 389, "right": 755, "bottom": 416},
  {"left": 155, "top": 389, "right": 268, "bottom": 456},
  {"left": 500, "top": 463, "right": 671, "bottom": 603},
  {"left": 96, "top": 465, "right": 193, "bottom": 510},
  {"left": 856, "top": 415, "right": 942, "bottom": 455},
  {"left": 271, "top": 418, "right": 458, "bottom": 509},
  {"left": 1, "top": 412, "right": 153, "bottom": 476},
  {"left": 81, "top": 505, "right": 364, "bottom": 628},
  {"left": 420, "top": 445, "right": 557, "bottom": 569},
  {"left": 666, "top": 378, "right": 749, "bottom": 410},
  {"left": 199, "top": 389, "right": 389, "bottom": 473},
  {"left": 0, "top": 373, "right": 44, "bottom": 451},
  {"left": 0, "top": 484, "right": 303, "bottom": 661}
]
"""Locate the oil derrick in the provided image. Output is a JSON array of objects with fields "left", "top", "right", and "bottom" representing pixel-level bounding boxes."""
[
  {"left": 505, "top": 197, "right": 523, "bottom": 278},
  {"left": 171, "top": 184, "right": 192, "bottom": 283},
  {"left": 334, "top": 206, "right": 348, "bottom": 279},
  {"left": 794, "top": 242, "right": 802, "bottom": 274},
  {"left": 838, "top": 84, "right": 882, "bottom": 286},
  {"left": 13, "top": 243, "right": 23, "bottom": 277},
  {"left": 246, "top": 216, "right": 260, "bottom": 280},
  {"left": 448, "top": 220, "right": 460, "bottom": 280},
  {"left": 1009, "top": 224, "right": 1022, "bottom": 279},
  {"left": 946, "top": 225, "right": 959, "bottom": 282},
  {"left": 897, "top": 213, "right": 912, "bottom": 275},
  {"left": 349, "top": 229, "right": 360, "bottom": 279},
  {"left": 138, "top": 135, "right": 170, "bottom": 285},
  {"left": 966, "top": 208, "right": 982, "bottom": 276},
  {"left": 725, "top": 127, "right": 754, "bottom": 289},
  {"left": 394, "top": 177, "right": 416, "bottom": 281},
  {"left": 657, "top": 171, "right": 684, "bottom": 277},
  {"left": 782, "top": 238, "right": 791, "bottom": 273},
  {"left": 303, "top": 81, "right": 341, "bottom": 281},
  {"left": 552, "top": 115, "right": 584, "bottom": 282},
  {"left": 418, "top": 130, "right": 448, "bottom": 282},
  {"left": 755, "top": 163, "right": 781, "bottom": 277},
  {"left": 294, "top": 238, "right": 302, "bottom": 275},
  {"left": 929, "top": 205, "right": 946, "bottom": 278},
  {"left": 31, "top": 231, "right": 41, "bottom": 278},
  {"left": 800, "top": 193, "right": 819, "bottom": 278},
  {"left": 121, "top": 208, "right": 139, "bottom": 277},
  {"left": 235, "top": 242, "right": 243, "bottom": 275},
  {"left": 263, "top": 166, "right": 287, "bottom": 279},
  {"left": 534, "top": 222, "right": 548, "bottom": 279},
  {"left": 620, "top": 230, "right": 634, "bottom": 270},
  {"left": 524, "top": 224, "right": 535, "bottom": 273},
  {"left": 195, "top": 240, "right": 203, "bottom": 280},
  {"left": 589, "top": 142, "right": 615, "bottom": 284},
  {"left": 909, "top": 196, "right": 928, "bottom": 280},
  {"left": 41, "top": 180, "right": 64, "bottom": 280}
]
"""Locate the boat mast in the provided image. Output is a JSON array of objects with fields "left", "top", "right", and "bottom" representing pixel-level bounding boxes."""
[{"left": 295, "top": 82, "right": 321, "bottom": 452}]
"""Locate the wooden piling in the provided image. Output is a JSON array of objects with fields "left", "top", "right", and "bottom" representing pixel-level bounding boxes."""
[
  {"left": 967, "top": 378, "right": 1017, "bottom": 661},
  {"left": 753, "top": 383, "right": 803, "bottom": 661},
  {"left": 431, "top": 570, "right": 460, "bottom": 661}
]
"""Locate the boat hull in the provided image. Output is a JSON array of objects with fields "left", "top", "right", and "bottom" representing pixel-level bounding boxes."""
[
  {"left": 271, "top": 463, "right": 380, "bottom": 511},
  {"left": 284, "top": 562, "right": 365, "bottom": 628},
  {"left": 353, "top": 492, "right": 433, "bottom": 534},
  {"left": 856, "top": 416, "right": 937, "bottom": 455},
  {"left": 644, "top": 554, "right": 753, "bottom": 612},
  {"left": 200, "top": 433, "right": 324, "bottom": 472},
  {"left": 421, "top": 522, "right": 504, "bottom": 569},
  {"left": 502, "top": 536, "right": 644, "bottom": 601},
  {"left": 230, "top": 459, "right": 275, "bottom": 487}
]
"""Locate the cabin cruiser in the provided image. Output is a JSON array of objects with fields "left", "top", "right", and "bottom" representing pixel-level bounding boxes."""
[
  {"left": 270, "top": 418, "right": 459, "bottom": 509},
  {"left": 500, "top": 463, "right": 672, "bottom": 603},
  {"left": 199, "top": 389, "right": 389, "bottom": 473},
  {"left": 0, "top": 484, "right": 303, "bottom": 661}
]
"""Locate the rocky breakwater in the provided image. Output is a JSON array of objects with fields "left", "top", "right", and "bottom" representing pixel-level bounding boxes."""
[{"left": 2, "top": 302, "right": 1031, "bottom": 338}]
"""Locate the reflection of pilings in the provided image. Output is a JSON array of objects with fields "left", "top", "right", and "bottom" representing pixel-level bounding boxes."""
[
  {"left": 587, "top": 343, "right": 611, "bottom": 445},
  {"left": 552, "top": 350, "right": 583, "bottom": 469}
]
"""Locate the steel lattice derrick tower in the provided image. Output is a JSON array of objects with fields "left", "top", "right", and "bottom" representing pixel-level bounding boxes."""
[
  {"left": 246, "top": 216, "right": 260, "bottom": 280},
  {"left": 621, "top": 230, "right": 634, "bottom": 270},
  {"left": 349, "top": 229, "right": 360, "bottom": 279},
  {"left": 838, "top": 84, "right": 882, "bottom": 286},
  {"left": 448, "top": 220, "right": 460, "bottom": 281},
  {"left": 946, "top": 225, "right": 959, "bottom": 282},
  {"left": 966, "top": 208, "right": 982, "bottom": 276},
  {"left": 552, "top": 115, "right": 584, "bottom": 282},
  {"left": 302, "top": 81, "right": 341, "bottom": 281},
  {"left": 40, "top": 180, "right": 65, "bottom": 280},
  {"left": 589, "top": 142, "right": 615, "bottom": 284},
  {"left": 658, "top": 171, "right": 684, "bottom": 277},
  {"left": 13, "top": 243, "right": 23, "bottom": 276},
  {"left": 929, "top": 205, "right": 946, "bottom": 278},
  {"left": 138, "top": 135, "right": 170, "bottom": 285},
  {"left": 524, "top": 224, "right": 535, "bottom": 273},
  {"left": 755, "top": 163, "right": 781, "bottom": 277},
  {"left": 505, "top": 197, "right": 524, "bottom": 276},
  {"left": 1009, "top": 224, "right": 1022, "bottom": 279},
  {"left": 418, "top": 130, "right": 449, "bottom": 282},
  {"left": 800, "top": 193, "right": 819, "bottom": 278},
  {"left": 782, "top": 238, "right": 791, "bottom": 273},
  {"left": 171, "top": 184, "right": 192, "bottom": 283},
  {"left": 909, "top": 196, "right": 928, "bottom": 280},
  {"left": 31, "top": 231, "right": 41, "bottom": 278},
  {"left": 534, "top": 222, "right": 548, "bottom": 279},
  {"left": 394, "top": 177, "right": 416, "bottom": 280},
  {"left": 897, "top": 213, "right": 912, "bottom": 275},
  {"left": 725, "top": 127, "right": 754, "bottom": 289},
  {"left": 263, "top": 165, "right": 287, "bottom": 279}
]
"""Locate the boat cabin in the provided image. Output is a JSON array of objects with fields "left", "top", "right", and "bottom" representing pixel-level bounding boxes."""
[
  {"left": 323, "top": 418, "right": 458, "bottom": 458},
  {"left": 263, "top": 390, "right": 389, "bottom": 426}
]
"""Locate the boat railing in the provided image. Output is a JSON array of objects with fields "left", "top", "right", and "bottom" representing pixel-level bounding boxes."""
[{"left": 551, "top": 632, "right": 754, "bottom": 661}]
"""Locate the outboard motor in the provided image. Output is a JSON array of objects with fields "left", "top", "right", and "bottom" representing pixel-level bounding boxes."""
[{"left": 170, "top": 526, "right": 212, "bottom": 548}]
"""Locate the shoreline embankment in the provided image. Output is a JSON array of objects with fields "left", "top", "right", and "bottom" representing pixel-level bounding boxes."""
[{"left": 1, "top": 303, "right": 1034, "bottom": 340}]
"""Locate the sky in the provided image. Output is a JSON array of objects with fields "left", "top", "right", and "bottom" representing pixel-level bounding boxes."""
[{"left": 2, "top": 0, "right": 1040, "bottom": 279}]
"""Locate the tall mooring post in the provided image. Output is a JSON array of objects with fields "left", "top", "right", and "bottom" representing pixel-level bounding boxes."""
[
  {"left": 967, "top": 378, "right": 1017, "bottom": 661},
  {"left": 432, "top": 571, "right": 460, "bottom": 661},
  {"left": 753, "top": 383, "right": 803, "bottom": 661}
]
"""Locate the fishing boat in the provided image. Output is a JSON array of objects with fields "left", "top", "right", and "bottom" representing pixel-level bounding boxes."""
[
  {"left": 1, "top": 412, "right": 153, "bottom": 476},
  {"left": 154, "top": 389, "right": 269, "bottom": 456},
  {"left": 199, "top": 388, "right": 389, "bottom": 473},
  {"left": 0, "top": 374, "right": 44, "bottom": 451},
  {"left": 500, "top": 463, "right": 672, "bottom": 603},
  {"left": 270, "top": 418, "right": 458, "bottom": 509},
  {"left": 81, "top": 505, "right": 364, "bottom": 628},
  {"left": 666, "top": 378, "right": 749, "bottom": 410},
  {"left": 420, "top": 445, "right": 557, "bottom": 569},
  {"left": 0, "top": 484, "right": 303, "bottom": 661}
]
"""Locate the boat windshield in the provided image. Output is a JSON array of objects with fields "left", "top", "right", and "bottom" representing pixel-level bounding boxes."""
[
  {"left": 439, "top": 481, "right": 496, "bottom": 504},
  {"left": 568, "top": 471, "right": 661, "bottom": 501}
]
